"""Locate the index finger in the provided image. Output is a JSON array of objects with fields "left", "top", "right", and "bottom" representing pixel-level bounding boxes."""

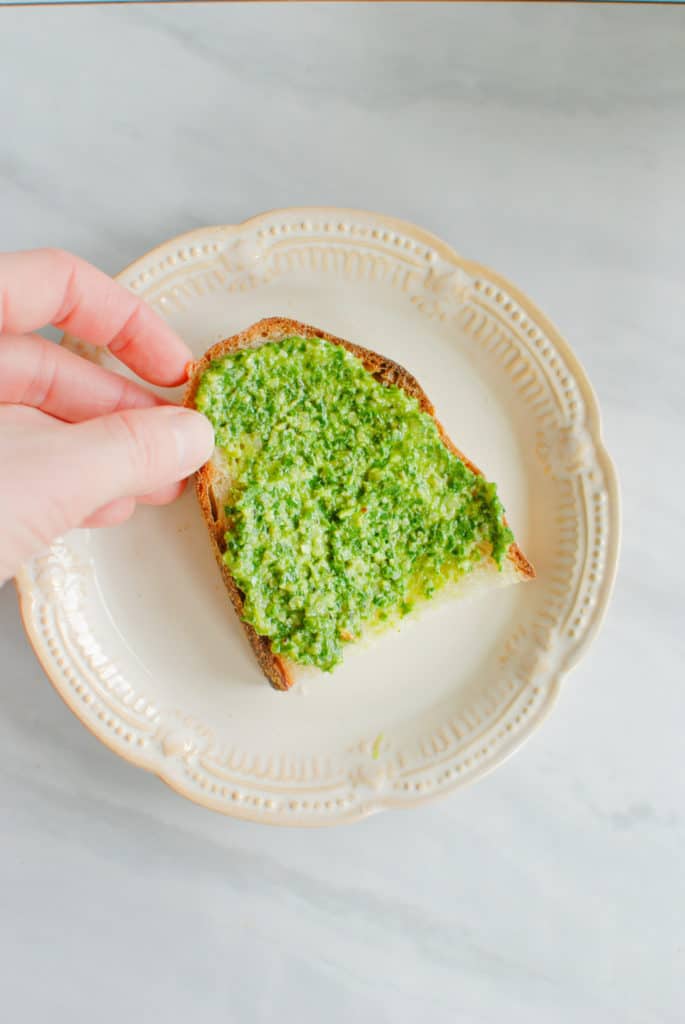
[{"left": 0, "top": 248, "right": 192, "bottom": 386}]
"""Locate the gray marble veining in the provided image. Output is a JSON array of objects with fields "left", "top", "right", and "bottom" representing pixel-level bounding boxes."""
[{"left": 1, "top": 4, "right": 684, "bottom": 1021}]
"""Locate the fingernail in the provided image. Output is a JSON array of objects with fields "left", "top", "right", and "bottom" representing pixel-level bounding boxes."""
[{"left": 170, "top": 408, "right": 215, "bottom": 476}]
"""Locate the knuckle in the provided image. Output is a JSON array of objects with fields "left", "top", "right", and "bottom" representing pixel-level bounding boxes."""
[
  {"left": 108, "top": 303, "right": 144, "bottom": 357},
  {"left": 41, "top": 247, "right": 71, "bottom": 272},
  {"left": 109, "top": 410, "right": 158, "bottom": 479}
]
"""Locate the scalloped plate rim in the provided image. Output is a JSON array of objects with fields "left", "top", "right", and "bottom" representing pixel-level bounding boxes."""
[{"left": 13, "top": 207, "right": 621, "bottom": 826}]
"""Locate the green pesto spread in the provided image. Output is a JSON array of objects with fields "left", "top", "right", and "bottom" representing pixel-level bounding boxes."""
[{"left": 195, "top": 336, "right": 513, "bottom": 671}]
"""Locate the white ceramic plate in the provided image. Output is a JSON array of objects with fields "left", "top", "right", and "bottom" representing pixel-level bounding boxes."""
[{"left": 16, "top": 209, "right": 619, "bottom": 826}]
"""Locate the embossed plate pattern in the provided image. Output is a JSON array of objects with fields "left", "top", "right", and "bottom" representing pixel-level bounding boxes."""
[{"left": 16, "top": 209, "right": 620, "bottom": 825}]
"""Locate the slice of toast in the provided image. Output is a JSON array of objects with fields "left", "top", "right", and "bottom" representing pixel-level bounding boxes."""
[{"left": 185, "top": 317, "right": 534, "bottom": 691}]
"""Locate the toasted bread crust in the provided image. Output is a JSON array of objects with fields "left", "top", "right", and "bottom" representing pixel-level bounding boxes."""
[{"left": 185, "top": 317, "right": 535, "bottom": 691}]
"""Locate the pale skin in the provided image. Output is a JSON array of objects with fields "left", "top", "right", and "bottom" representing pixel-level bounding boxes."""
[{"left": 0, "top": 249, "right": 215, "bottom": 586}]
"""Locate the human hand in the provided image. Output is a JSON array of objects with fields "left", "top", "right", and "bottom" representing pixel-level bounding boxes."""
[{"left": 0, "top": 249, "right": 214, "bottom": 585}]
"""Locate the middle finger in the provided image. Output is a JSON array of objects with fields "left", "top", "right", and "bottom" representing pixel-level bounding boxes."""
[{"left": 0, "top": 333, "right": 170, "bottom": 422}]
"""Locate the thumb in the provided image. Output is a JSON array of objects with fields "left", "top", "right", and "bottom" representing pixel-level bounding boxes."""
[{"left": 62, "top": 405, "right": 214, "bottom": 520}]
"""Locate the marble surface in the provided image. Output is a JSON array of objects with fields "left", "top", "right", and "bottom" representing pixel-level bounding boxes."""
[{"left": 1, "top": 4, "right": 683, "bottom": 1021}]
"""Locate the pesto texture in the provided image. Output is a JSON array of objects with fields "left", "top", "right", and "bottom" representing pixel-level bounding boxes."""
[{"left": 196, "top": 336, "right": 513, "bottom": 671}]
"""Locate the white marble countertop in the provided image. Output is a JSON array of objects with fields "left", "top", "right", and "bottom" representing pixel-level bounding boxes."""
[{"left": 1, "top": 4, "right": 683, "bottom": 1021}]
